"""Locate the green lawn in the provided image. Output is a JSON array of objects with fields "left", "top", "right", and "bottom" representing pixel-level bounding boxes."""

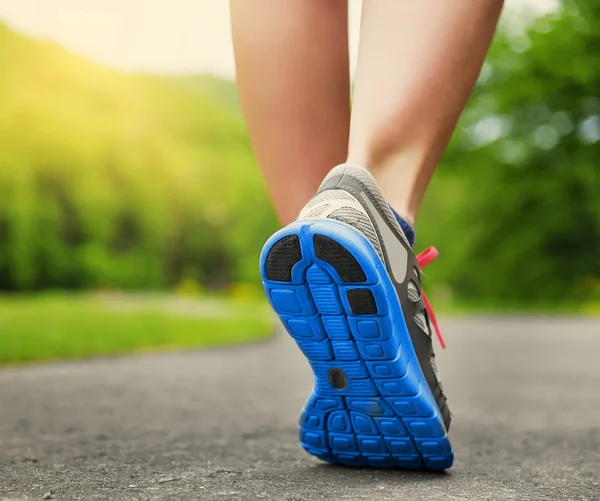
[{"left": 0, "top": 294, "right": 274, "bottom": 366}]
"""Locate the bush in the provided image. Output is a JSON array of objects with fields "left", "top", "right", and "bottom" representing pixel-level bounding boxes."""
[
  {"left": 418, "top": 1, "right": 600, "bottom": 302},
  {"left": 0, "top": 23, "right": 278, "bottom": 291}
]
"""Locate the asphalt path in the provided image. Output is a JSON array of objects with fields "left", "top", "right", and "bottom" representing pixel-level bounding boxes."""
[{"left": 1, "top": 317, "right": 599, "bottom": 500}]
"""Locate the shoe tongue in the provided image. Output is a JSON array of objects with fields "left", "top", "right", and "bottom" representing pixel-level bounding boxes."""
[{"left": 390, "top": 206, "right": 415, "bottom": 247}]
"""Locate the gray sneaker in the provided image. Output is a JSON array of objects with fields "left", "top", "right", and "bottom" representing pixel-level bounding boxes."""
[{"left": 260, "top": 164, "right": 453, "bottom": 470}]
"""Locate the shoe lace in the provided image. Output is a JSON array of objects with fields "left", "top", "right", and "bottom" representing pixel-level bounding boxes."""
[{"left": 416, "top": 246, "right": 445, "bottom": 349}]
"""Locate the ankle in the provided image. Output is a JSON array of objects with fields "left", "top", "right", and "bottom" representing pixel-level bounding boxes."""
[
  {"left": 357, "top": 147, "right": 432, "bottom": 221},
  {"left": 344, "top": 155, "right": 421, "bottom": 225},
  {"left": 390, "top": 206, "right": 416, "bottom": 247},
  {"left": 390, "top": 208, "right": 415, "bottom": 227}
]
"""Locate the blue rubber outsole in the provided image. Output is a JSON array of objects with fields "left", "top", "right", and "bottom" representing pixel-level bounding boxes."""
[{"left": 260, "top": 219, "right": 454, "bottom": 470}]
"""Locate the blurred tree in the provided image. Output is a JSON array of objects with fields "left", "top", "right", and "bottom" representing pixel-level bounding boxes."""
[
  {"left": 1, "top": 2, "right": 599, "bottom": 305},
  {"left": 0, "top": 22, "right": 277, "bottom": 291},
  {"left": 419, "top": 0, "right": 600, "bottom": 303}
]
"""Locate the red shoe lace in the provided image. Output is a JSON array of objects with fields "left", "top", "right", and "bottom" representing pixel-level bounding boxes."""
[{"left": 415, "top": 246, "right": 445, "bottom": 349}]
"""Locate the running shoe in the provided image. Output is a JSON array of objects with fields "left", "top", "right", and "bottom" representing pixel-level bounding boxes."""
[{"left": 259, "top": 164, "right": 453, "bottom": 470}]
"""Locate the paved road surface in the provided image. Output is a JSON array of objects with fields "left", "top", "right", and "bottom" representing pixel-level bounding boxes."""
[{"left": 1, "top": 317, "right": 599, "bottom": 500}]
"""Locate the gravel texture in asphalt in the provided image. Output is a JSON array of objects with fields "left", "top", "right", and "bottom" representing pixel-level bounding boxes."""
[{"left": 1, "top": 317, "right": 599, "bottom": 500}]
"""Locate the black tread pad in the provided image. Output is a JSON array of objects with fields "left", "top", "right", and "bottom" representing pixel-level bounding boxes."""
[
  {"left": 346, "top": 289, "right": 378, "bottom": 315},
  {"left": 265, "top": 235, "right": 302, "bottom": 282},
  {"left": 328, "top": 368, "right": 348, "bottom": 390},
  {"left": 313, "top": 235, "right": 367, "bottom": 283}
]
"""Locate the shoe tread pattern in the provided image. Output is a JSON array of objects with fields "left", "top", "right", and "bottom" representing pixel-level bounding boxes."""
[{"left": 261, "top": 221, "right": 453, "bottom": 470}]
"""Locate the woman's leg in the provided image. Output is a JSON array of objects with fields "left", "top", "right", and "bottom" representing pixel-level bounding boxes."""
[
  {"left": 230, "top": 0, "right": 351, "bottom": 224},
  {"left": 348, "top": 0, "right": 504, "bottom": 225}
]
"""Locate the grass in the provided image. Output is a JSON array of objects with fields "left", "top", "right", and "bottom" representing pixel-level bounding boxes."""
[{"left": 0, "top": 293, "right": 274, "bottom": 366}]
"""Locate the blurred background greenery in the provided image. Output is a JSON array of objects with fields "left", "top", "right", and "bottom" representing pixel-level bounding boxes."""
[{"left": 0, "top": 1, "right": 598, "bottom": 364}]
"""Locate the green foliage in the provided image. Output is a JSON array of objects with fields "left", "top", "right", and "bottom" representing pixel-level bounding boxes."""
[
  {"left": 0, "top": 23, "right": 277, "bottom": 291},
  {"left": 419, "top": 1, "right": 600, "bottom": 303},
  {"left": 1, "top": 4, "right": 599, "bottom": 306}
]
